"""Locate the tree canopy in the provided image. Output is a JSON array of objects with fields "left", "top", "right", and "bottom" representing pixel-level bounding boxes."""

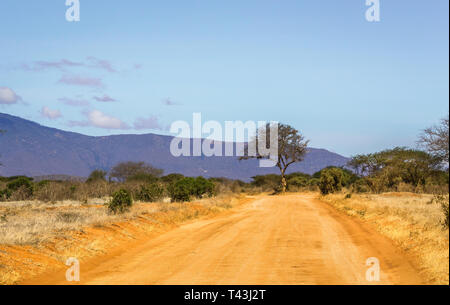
[
  {"left": 418, "top": 114, "right": 449, "bottom": 165},
  {"left": 241, "top": 123, "right": 308, "bottom": 193},
  {"left": 109, "top": 161, "right": 163, "bottom": 182}
]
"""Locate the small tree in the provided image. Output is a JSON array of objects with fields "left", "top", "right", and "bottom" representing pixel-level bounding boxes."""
[
  {"left": 240, "top": 123, "right": 308, "bottom": 193},
  {"left": 418, "top": 114, "right": 449, "bottom": 165},
  {"left": 109, "top": 161, "right": 163, "bottom": 182},
  {"left": 86, "top": 169, "right": 107, "bottom": 183},
  {"left": 108, "top": 189, "right": 133, "bottom": 214},
  {"left": 318, "top": 168, "right": 344, "bottom": 195},
  {"left": 135, "top": 183, "right": 164, "bottom": 202},
  {"left": 168, "top": 178, "right": 195, "bottom": 202}
]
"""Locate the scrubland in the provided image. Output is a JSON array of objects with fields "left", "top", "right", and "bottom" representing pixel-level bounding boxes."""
[
  {"left": 321, "top": 192, "right": 449, "bottom": 284},
  {"left": 0, "top": 194, "right": 245, "bottom": 284}
]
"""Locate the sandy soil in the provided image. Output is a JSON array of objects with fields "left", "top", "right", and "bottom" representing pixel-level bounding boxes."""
[{"left": 23, "top": 194, "right": 424, "bottom": 285}]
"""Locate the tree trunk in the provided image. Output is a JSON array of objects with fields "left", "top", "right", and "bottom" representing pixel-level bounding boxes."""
[{"left": 281, "top": 175, "right": 287, "bottom": 193}]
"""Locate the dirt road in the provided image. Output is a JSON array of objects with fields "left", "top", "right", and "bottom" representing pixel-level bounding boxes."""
[{"left": 28, "top": 194, "right": 424, "bottom": 285}]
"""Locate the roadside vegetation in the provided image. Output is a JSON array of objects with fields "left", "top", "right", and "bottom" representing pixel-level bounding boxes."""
[
  {"left": 0, "top": 193, "right": 247, "bottom": 284},
  {"left": 0, "top": 161, "right": 247, "bottom": 205},
  {"left": 318, "top": 114, "right": 449, "bottom": 284},
  {"left": 321, "top": 193, "right": 449, "bottom": 284}
]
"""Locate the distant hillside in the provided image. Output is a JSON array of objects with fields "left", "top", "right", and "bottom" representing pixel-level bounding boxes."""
[{"left": 0, "top": 113, "right": 349, "bottom": 180}]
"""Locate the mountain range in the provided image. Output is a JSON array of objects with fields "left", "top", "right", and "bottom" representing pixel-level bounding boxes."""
[{"left": 0, "top": 113, "right": 349, "bottom": 181}]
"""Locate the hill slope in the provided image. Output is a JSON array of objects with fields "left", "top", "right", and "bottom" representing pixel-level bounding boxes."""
[{"left": 0, "top": 113, "right": 349, "bottom": 180}]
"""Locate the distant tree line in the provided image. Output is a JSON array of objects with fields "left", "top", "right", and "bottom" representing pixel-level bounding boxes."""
[{"left": 0, "top": 161, "right": 238, "bottom": 210}]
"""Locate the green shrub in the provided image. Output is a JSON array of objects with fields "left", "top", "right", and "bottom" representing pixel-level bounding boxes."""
[
  {"left": 168, "top": 178, "right": 195, "bottom": 202},
  {"left": 251, "top": 174, "right": 281, "bottom": 191},
  {"left": 7, "top": 177, "right": 33, "bottom": 198},
  {"left": 308, "top": 178, "right": 320, "bottom": 186},
  {"left": 161, "top": 173, "right": 184, "bottom": 184},
  {"left": 168, "top": 177, "right": 216, "bottom": 202},
  {"left": 86, "top": 170, "right": 107, "bottom": 183},
  {"left": 0, "top": 189, "right": 11, "bottom": 201},
  {"left": 318, "top": 168, "right": 344, "bottom": 195},
  {"left": 35, "top": 180, "right": 50, "bottom": 188},
  {"left": 107, "top": 189, "right": 133, "bottom": 214},
  {"left": 136, "top": 183, "right": 164, "bottom": 202},
  {"left": 353, "top": 179, "right": 370, "bottom": 193},
  {"left": 193, "top": 177, "right": 215, "bottom": 197},
  {"left": 126, "top": 173, "right": 159, "bottom": 184}
]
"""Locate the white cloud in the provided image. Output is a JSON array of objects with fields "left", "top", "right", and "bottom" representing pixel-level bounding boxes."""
[
  {"left": 87, "top": 110, "right": 129, "bottom": 129},
  {"left": 41, "top": 106, "right": 62, "bottom": 119},
  {"left": 0, "top": 87, "right": 21, "bottom": 105}
]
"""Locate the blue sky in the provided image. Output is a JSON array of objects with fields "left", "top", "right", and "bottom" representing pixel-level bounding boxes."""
[{"left": 0, "top": 0, "right": 448, "bottom": 157}]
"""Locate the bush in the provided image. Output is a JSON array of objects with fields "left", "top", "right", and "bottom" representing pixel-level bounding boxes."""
[
  {"left": 127, "top": 173, "right": 159, "bottom": 184},
  {"left": 168, "top": 177, "right": 215, "bottom": 202},
  {"left": 288, "top": 176, "right": 310, "bottom": 188},
  {"left": 168, "top": 178, "right": 194, "bottom": 202},
  {"left": 193, "top": 177, "right": 215, "bottom": 197},
  {"left": 251, "top": 174, "right": 281, "bottom": 191},
  {"left": 318, "top": 168, "right": 344, "bottom": 195},
  {"left": 353, "top": 179, "right": 370, "bottom": 193},
  {"left": 6, "top": 177, "right": 33, "bottom": 198},
  {"left": 86, "top": 170, "right": 107, "bottom": 183},
  {"left": 107, "top": 189, "right": 133, "bottom": 214},
  {"left": 436, "top": 195, "right": 449, "bottom": 229},
  {"left": 135, "top": 183, "right": 164, "bottom": 202},
  {"left": 161, "top": 173, "right": 184, "bottom": 184},
  {"left": 308, "top": 178, "right": 320, "bottom": 187},
  {"left": 0, "top": 189, "right": 11, "bottom": 201}
]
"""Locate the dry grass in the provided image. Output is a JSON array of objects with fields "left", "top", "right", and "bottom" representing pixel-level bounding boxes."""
[
  {"left": 0, "top": 194, "right": 244, "bottom": 284},
  {"left": 320, "top": 192, "right": 449, "bottom": 284}
]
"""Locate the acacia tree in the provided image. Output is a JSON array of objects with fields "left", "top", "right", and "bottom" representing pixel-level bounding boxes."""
[
  {"left": 109, "top": 161, "right": 163, "bottom": 182},
  {"left": 240, "top": 123, "right": 309, "bottom": 193},
  {"left": 86, "top": 169, "right": 107, "bottom": 183},
  {"left": 418, "top": 114, "right": 449, "bottom": 165},
  {"left": 348, "top": 147, "right": 441, "bottom": 188}
]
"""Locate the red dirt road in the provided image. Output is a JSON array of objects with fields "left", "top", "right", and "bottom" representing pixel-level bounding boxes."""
[{"left": 26, "top": 194, "right": 424, "bottom": 285}]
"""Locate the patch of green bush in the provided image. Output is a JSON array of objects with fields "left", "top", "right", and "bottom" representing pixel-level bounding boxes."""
[
  {"left": 168, "top": 178, "right": 194, "bottom": 202},
  {"left": 6, "top": 177, "right": 33, "bottom": 198},
  {"left": 353, "top": 179, "right": 370, "bottom": 193},
  {"left": 126, "top": 173, "right": 159, "bottom": 184},
  {"left": 86, "top": 170, "right": 107, "bottom": 183},
  {"left": 318, "top": 168, "right": 345, "bottom": 195},
  {"left": 168, "top": 177, "right": 215, "bottom": 202},
  {"left": 287, "top": 176, "right": 310, "bottom": 188},
  {"left": 135, "top": 183, "right": 164, "bottom": 202},
  {"left": 0, "top": 189, "right": 11, "bottom": 201},
  {"left": 161, "top": 173, "right": 185, "bottom": 184},
  {"left": 192, "top": 177, "right": 215, "bottom": 197},
  {"left": 107, "top": 189, "right": 133, "bottom": 214}
]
